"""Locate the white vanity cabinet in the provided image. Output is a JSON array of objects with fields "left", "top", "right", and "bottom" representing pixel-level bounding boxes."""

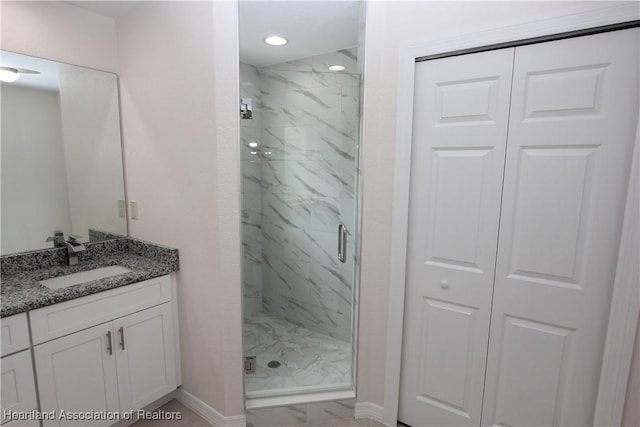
[
  {"left": 34, "top": 323, "right": 120, "bottom": 427},
  {"left": 1, "top": 313, "right": 39, "bottom": 426},
  {"left": 31, "top": 275, "right": 179, "bottom": 427},
  {"left": 114, "top": 302, "right": 176, "bottom": 413},
  {"left": 1, "top": 313, "right": 30, "bottom": 357}
]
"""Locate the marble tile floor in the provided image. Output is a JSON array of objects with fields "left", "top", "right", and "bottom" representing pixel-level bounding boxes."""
[
  {"left": 244, "top": 312, "right": 352, "bottom": 397},
  {"left": 132, "top": 400, "right": 389, "bottom": 427}
]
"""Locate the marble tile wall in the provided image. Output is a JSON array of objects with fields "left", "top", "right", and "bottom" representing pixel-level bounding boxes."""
[
  {"left": 259, "top": 49, "right": 359, "bottom": 342},
  {"left": 246, "top": 399, "right": 355, "bottom": 426},
  {"left": 240, "top": 49, "right": 360, "bottom": 342},
  {"left": 240, "top": 62, "right": 264, "bottom": 317}
]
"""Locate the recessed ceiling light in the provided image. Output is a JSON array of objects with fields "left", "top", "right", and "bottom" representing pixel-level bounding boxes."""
[
  {"left": 328, "top": 65, "right": 345, "bottom": 72},
  {"left": 265, "top": 35, "right": 288, "bottom": 46},
  {"left": 249, "top": 142, "right": 258, "bottom": 148}
]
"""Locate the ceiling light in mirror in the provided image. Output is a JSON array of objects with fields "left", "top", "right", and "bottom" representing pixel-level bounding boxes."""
[
  {"left": 0, "top": 67, "right": 20, "bottom": 82},
  {"left": 264, "top": 35, "right": 288, "bottom": 46},
  {"left": 328, "top": 65, "right": 345, "bottom": 71},
  {"left": 249, "top": 142, "right": 258, "bottom": 148}
]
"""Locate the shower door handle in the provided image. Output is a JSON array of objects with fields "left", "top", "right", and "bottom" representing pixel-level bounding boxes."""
[{"left": 338, "top": 223, "right": 347, "bottom": 263}]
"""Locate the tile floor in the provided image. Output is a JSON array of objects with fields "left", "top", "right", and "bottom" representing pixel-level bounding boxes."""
[
  {"left": 243, "top": 312, "right": 352, "bottom": 398},
  {"left": 132, "top": 314, "right": 374, "bottom": 426},
  {"left": 131, "top": 400, "right": 388, "bottom": 427},
  {"left": 131, "top": 400, "right": 207, "bottom": 427}
]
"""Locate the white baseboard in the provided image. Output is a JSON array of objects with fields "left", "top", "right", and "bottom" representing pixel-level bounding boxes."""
[
  {"left": 355, "top": 402, "right": 387, "bottom": 425},
  {"left": 175, "top": 388, "right": 246, "bottom": 427}
]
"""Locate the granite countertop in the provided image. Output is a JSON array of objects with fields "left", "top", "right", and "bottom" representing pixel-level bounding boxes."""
[{"left": 1, "top": 238, "right": 179, "bottom": 318}]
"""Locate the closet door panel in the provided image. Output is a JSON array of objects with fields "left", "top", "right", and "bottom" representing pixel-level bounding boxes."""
[
  {"left": 490, "top": 316, "right": 574, "bottom": 427},
  {"left": 507, "top": 145, "right": 596, "bottom": 283},
  {"left": 400, "top": 47, "right": 514, "bottom": 427},
  {"left": 482, "top": 28, "right": 639, "bottom": 427}
]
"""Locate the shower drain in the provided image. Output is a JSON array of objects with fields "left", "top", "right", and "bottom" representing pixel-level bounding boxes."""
[{"left": 267, "top": 360, "right": 281, "bottom": 368}]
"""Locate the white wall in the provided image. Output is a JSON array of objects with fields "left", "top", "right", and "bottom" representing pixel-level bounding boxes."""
[
  {"left": 0, "top": 1, "right": 118, "bottom": 73},
  {"left": 116, "top": 1, "right": 244, "bottom": 416},
  {"left": 1, "top": 85, "right": 71, "bottom": 254},
  {"left": 357, "top": 0, "right": 640, "bottom": 407},
  {"left": 58, "top": 63, "right": 126, "bottom": 239}
]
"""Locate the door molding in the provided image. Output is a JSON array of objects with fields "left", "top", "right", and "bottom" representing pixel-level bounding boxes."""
[
  {"left": 384, "top": 4, "right": 640, "bottom": 426},
  {"left": 593, "top": 115, "right": 640, "bottom": 426}
]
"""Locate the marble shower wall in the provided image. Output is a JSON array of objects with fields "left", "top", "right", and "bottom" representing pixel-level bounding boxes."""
[
  {"left": 240, "top": 50, "right": 359, "bottom": 341},
  {"left": 259, "top": 49, "right": 359, "bottom": 342},
  {"left": 240, "top": 62, "right": 264, "bottom": 317}
]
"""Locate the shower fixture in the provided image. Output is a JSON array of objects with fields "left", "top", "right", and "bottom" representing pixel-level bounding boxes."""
[{"left": 240, "top": 97, "right": 253, "bottom": 119}]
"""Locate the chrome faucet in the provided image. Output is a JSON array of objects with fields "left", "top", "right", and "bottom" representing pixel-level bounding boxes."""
[
  {"left": 46, "top": 231, "right": 86, "bottom": 265},
  {"left": 46, "top": 230, "right": 66, "bottom": 248},
  {"left": 64, "top": 236, "right": 86, "bottom": 266}
]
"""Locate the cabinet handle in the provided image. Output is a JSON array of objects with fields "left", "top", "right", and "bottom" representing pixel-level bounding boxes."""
[
  {"left": 118, "top": 327, "right": 125, "bottom": 350},
  {"left": 106, "top": 331, "right": 113, "bottom": 355}
]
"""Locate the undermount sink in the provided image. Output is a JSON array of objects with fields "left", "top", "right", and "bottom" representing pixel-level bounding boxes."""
[{"left": 40, "top": 266, "right": 132, "bottom": 290}]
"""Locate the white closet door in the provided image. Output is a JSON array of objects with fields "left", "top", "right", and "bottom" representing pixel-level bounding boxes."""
[
  {"left": 481, "top": 28, "right": 640, "bottom": 427},
  {"left": 399, "top": 48, "right": 514, "bottom": 426}
]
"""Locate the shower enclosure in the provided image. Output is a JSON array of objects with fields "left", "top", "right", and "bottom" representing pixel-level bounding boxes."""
[{"left": 239, "top": 1, "right": 363, "bottom": 402}]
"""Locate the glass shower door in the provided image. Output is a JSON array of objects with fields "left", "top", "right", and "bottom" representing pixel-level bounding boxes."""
[{"left": 240, "top": 46, "right": 361, "bottom": 399}]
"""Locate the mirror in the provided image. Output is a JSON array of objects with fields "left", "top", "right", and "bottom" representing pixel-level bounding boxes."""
[{"left": 1, "top": 51, "right": 127, "bottom": 255}]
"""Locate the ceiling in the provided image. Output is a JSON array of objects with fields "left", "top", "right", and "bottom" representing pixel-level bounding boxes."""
[
  {"left": 66, "top": 1, "right": 144, "bottom": 18},
  {"left": 239, "top": 1, "right": 361, "bottom": 67},
  {"left": 64, "top": 1, "right": 360, "bottom": 68}
]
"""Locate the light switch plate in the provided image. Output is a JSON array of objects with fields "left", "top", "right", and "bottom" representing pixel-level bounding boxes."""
[
  {"left": 130, "top": 200, "right": 139, "bottom": 220},
  {"left": 118, "top": 200, "right": 126, "bottom": 218}
]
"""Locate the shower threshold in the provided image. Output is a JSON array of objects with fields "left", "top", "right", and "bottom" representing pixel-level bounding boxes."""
[{"left": 246, "top": 389, "right": 356, "bottom": 410}]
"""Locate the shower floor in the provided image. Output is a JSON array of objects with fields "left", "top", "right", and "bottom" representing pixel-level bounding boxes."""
[{"left": 243, "top": 312, "right": 352, "bottom": 398}]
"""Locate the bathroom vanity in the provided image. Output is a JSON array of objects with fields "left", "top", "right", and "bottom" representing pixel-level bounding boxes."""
[
  {"left": 1, "top": 46, "right": 181, "bottom": 426},
  {"left": 1, "top": 238, "right": 180, "bottom": 426}
]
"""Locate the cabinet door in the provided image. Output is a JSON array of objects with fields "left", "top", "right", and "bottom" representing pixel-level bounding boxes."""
[
  {"left": 114, "top": 303, "right": 176, "bottom": 413},
  {"left": 482, "top": 28, "right": 639, "bottom": 427},
  {"left": 34, "top": 323, "right": 119, "bottom": 427},
  {"left": 1, "top": 350, "right": 38, "bottom": 425},
  {"left": 1, "top": 313, "right": 30, "bottom": 357}
]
